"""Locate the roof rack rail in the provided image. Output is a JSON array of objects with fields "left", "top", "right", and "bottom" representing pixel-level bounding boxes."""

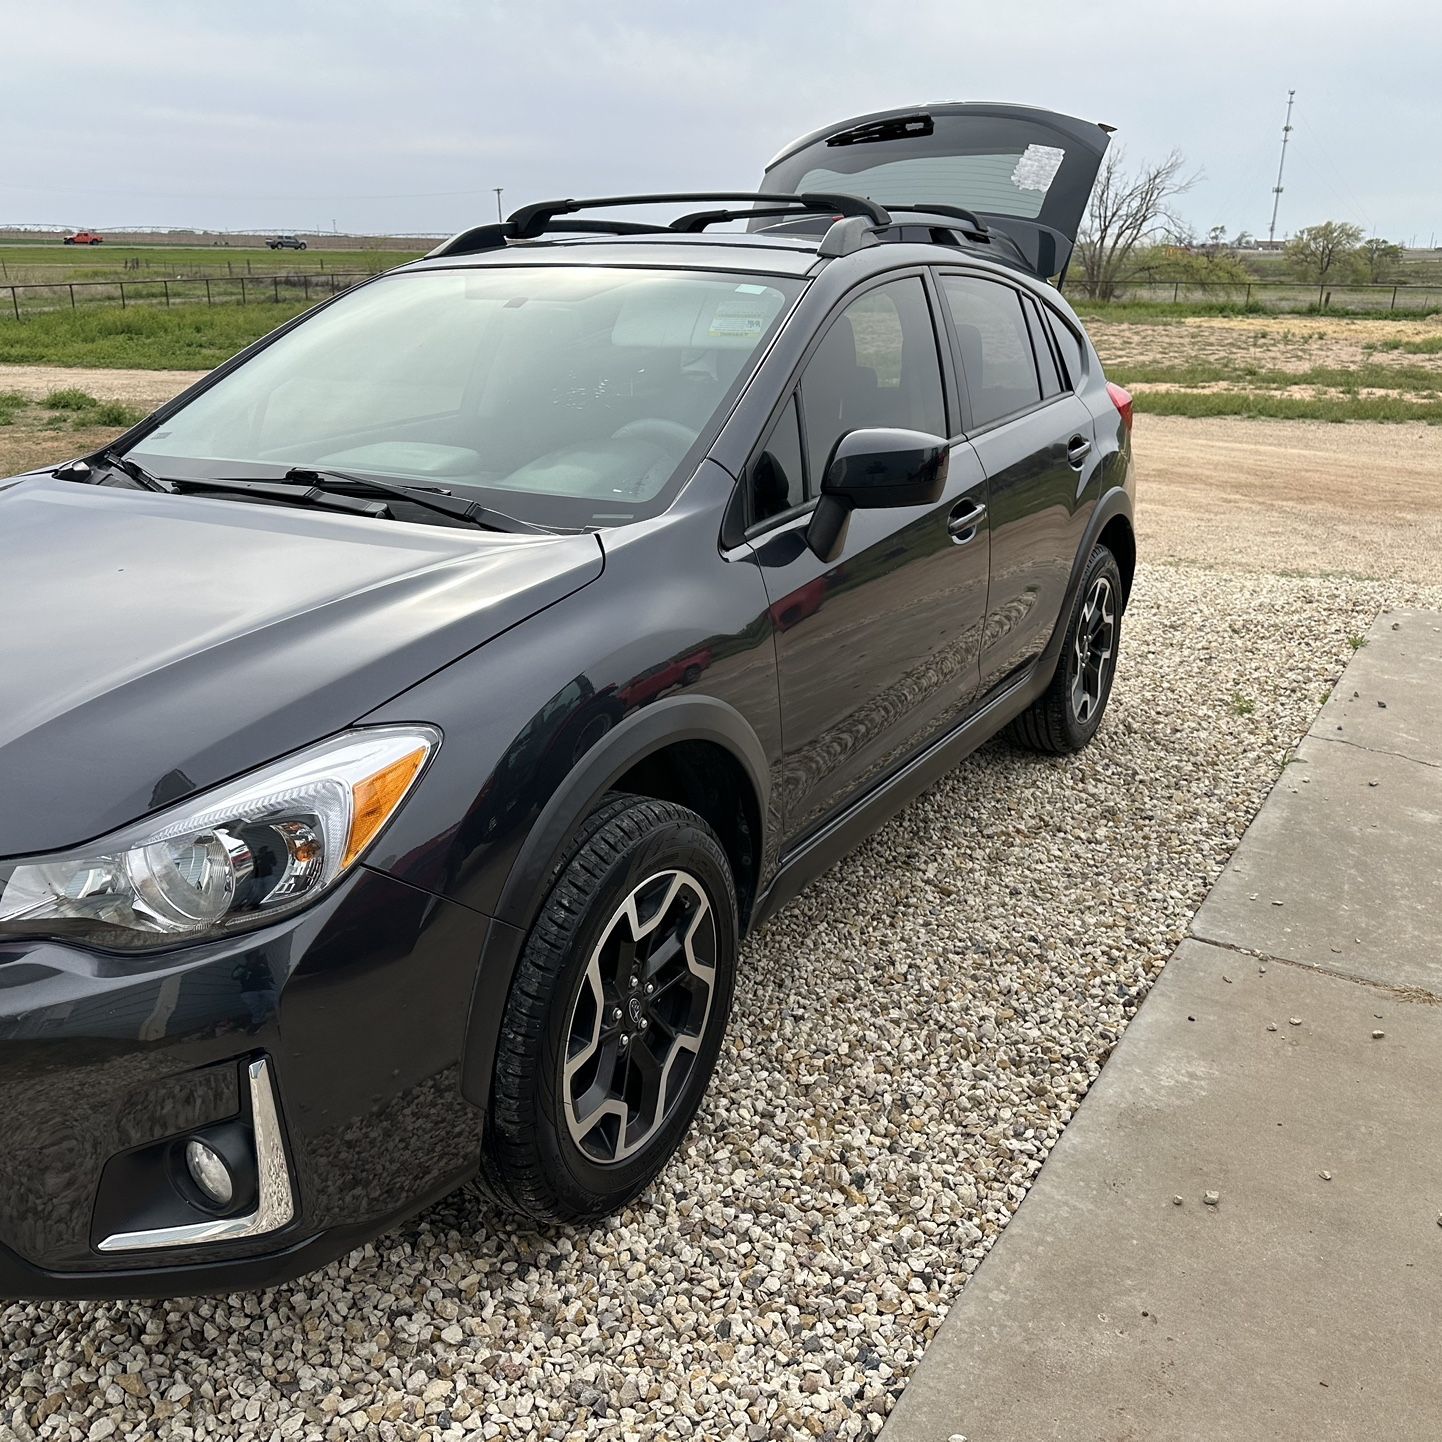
[{"left": 426, "top": 191, "right": 892, "bottom": 258}]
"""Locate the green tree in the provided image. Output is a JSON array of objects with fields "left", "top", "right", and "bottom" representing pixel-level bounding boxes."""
[
  {"left": 1284, "top": 221, "right": 1364, "bottom": 282},
  {"left": 1358, "top": 237, "right": 1403, "bottom": 283}
]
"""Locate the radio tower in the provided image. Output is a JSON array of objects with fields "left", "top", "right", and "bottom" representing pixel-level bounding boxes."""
[{"left": 1268, "top": 90, "right": 1296, "bottom": 245}]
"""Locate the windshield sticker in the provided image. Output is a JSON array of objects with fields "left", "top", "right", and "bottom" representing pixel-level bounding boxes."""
[
  {"left": 706, "top": 297, "right": 774, "bottom": 340},
  {"left": 1011, "top": 144, "right": 1065, "bottom": 194}
]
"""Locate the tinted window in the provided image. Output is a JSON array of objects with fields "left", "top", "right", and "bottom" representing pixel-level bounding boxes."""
[
  {"left": 799, "top": 278, "right": 945, "bottom": 486},
  {"left": 751, "top": 396, "right": 806, "bottom": 524},
  {"left": 1024, "top": 297, "right": 1064, "bottom": 398},
  {"left": 1047, "top": 310, "right": 1086, "bottom": 388},
  {"left": 940, "top": 275, "right": 1041, "bottom": 428}
]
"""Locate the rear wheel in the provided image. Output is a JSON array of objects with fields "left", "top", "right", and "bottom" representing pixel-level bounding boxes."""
[
  {"left": 480, "top": 794, "right": 737, "bottom": 1223},
  {"left": 1007, "top": 544, "right": 1122, "bottom": 754}
]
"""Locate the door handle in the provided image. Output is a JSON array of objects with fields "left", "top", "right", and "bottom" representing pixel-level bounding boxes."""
[
  {"left": 1065, "top": 435, "right": 1092, "bottom": 468},
  {"left": 947, "top": 498, "right": 987, "bottom": 543}
]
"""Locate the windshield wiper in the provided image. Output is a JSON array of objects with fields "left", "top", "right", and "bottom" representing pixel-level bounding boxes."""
[
  {"left": 284, "top": 467, "right": 553, "bottom": 535},
  {"left": 164, "top": 475, "right": 393, "bottom": 519},
  {"left": 56, "top": 449, "right": 178, "bottom": 493}
]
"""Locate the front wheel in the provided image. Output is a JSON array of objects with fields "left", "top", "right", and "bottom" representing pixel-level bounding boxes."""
[
  {"left": 480, "top": 794, "right": 737, "bottom": 1224},
  {"left": 1006, "top": 544, "right": 1123, "bottom": 754}
]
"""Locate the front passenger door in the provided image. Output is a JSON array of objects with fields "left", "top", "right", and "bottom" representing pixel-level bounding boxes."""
[{"left": 747, "top": 275, "right": 991, "bottom": 844}]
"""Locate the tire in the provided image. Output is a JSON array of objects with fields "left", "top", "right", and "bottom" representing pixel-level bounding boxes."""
[
  {"left": 1006, "top": 544, "right": 1123, "bottom": 755},
  {"left": 479, "top": 793, "right": 738, "bottom": 1224}
]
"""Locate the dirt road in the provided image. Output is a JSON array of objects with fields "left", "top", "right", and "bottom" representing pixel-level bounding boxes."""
[{"left": 1134, "top": 413, "right": 1442, "bottom": 585}]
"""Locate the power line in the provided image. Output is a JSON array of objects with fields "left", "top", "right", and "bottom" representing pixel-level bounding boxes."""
[{"left": 1267, "top": 89, "right": 1296, "bottom": 245}]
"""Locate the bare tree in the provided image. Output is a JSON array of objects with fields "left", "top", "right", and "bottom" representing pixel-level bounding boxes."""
[
  {"left": 1073, "top": 149, "right": 1197, "bottom": 300},
  {"left": 1284, "top": 221, "right": 1364, "bottom": 283}
]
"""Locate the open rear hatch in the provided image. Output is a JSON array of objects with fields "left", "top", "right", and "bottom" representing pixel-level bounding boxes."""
[{"left": 758, "top": 102, "right": 1112, "bottom": 282}]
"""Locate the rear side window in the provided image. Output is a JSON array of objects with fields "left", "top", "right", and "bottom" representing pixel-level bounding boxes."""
[
  {"left": 939, "top": 275, "right": 1041, "bottom": 428},
  {"left": 1023, "top": 298, "right": 1064, "bottom": 398},
  {"left": 750, "top": 395, "right": 806, "bottom": 523},
  {"left": 799, "top": 277, "right": 945, "bottom": 486},
  {"left": 1047, "top": 310, "right": 1086, "bottom": 388}
]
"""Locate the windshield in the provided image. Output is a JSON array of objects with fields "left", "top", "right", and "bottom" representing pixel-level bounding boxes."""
[{"left": 130, "top": 265, "right": 802, "bottom": 528}]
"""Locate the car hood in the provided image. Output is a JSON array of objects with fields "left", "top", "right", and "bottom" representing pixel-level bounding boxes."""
[{"left": 0, "top": 477, "right": 603, "bottom": 855}]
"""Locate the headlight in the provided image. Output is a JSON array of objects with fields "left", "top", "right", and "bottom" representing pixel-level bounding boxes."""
[{"left": 0, "top": 726, "right": 439, "bottom": 952}]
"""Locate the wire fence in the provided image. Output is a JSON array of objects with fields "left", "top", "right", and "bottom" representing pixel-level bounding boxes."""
[
  {"left": 0, "top": 271, "right": 379, "bottom": 320},
  {"left": 1085, "top": 280, "right": 1442, "bottom": 313}
]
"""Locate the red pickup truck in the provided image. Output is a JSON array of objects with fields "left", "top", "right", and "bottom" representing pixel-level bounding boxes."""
[{"left": 63, "top": 231, "right": 104, "bottom": 245}]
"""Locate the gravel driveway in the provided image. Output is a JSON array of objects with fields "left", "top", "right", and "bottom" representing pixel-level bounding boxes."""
[{"left": 6, "top": 559, "right": 1438, "bottom": 1441}]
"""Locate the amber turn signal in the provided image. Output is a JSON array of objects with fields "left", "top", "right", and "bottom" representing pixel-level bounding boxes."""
[{"left": 343, "top": 747, "right": 430, "bottom": 868}]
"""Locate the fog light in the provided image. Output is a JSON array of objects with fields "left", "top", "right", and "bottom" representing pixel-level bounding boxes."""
[{"left": 185, "top": 1138, "right": 234, "bottom": 1207}]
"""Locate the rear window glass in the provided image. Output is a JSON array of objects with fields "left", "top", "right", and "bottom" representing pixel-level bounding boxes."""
[
  {"left": 1047, "top": 311, "right": 1086, "bottom": 388},
  {"left": 939, "top": 275, "right": 1041, "bottom": 428},
  {"left": 1023, "top": 298, "right": 1065, "bottom": 398},
  {"left": 798, "top": 143, "right": 1063, "bottom": 220}
]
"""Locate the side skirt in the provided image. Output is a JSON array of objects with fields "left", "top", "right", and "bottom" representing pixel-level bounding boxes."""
[{"left": 748, "top": 656, "right": 1050, "bottom": 931}]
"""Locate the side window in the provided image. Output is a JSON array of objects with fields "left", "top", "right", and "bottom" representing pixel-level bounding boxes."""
[
  {"left": 1024, "top": 297, "right": 1065, "bottom": 398},
  {"left": 799, "top": 277, "right": 945, "bottom": 488},
  {"left": 749, "top": 395, "right": 806, "bottom": 524},
  {"left": 1047, "top": 310, "right": 1086, "bottom": 389},
  {"left": 939, "top": 275, "right": 1042, "bottom": 429}
]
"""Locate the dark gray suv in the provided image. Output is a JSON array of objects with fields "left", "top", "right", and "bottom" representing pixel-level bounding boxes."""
[{"left": 0, "top": 102, "right": 1133, "bottom": 1297}]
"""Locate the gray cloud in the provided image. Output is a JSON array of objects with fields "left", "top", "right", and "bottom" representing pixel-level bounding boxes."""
[{"left": 4, "top": 0, "right": 1438, "bottom": 243}]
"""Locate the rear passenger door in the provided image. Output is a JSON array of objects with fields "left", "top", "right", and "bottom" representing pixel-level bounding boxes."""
[
  {"left": 745, "top": 274, "right": 991, "bottom": 843},
  {"left": 936, "top": 271, "right": 1097, "bottom": 692}
]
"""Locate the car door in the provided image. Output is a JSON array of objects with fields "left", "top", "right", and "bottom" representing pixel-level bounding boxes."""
[
  {"left": 936, "top": 270, "right": 1098, "bottom": 693},
  {"left": 744, "top": 273, "right": 991, "bottom": 843}
]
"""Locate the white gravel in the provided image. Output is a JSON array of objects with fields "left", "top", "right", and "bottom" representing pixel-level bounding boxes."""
[{"left": 5, "top": 562, "right": 1440, "bottom": 1441}]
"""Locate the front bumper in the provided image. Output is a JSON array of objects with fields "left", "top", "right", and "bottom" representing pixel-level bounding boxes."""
[{"left": 0, "top": 866, "right": 489, "bottom": 1299}]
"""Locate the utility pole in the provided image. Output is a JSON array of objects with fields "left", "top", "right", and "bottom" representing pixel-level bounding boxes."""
[
  {"left": 493, "top": 188, "right": 504, "bottom": 222},
  {"left": 1268, "top": 89, "right": 1295, "bottom": 245}
]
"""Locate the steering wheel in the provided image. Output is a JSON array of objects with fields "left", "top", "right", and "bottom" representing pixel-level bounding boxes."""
[{"left": 610, "top": 418, "right": 696, "bottom": 454}]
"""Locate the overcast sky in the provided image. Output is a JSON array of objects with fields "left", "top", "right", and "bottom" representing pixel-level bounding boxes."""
[{"left": 5, "top": 0, "right": 1439, "bottom": 245}]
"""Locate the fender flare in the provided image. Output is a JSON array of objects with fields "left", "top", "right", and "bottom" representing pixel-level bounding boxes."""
[
  {"left": 1036, "top": 485, "right": 1135, "bottom": 681},
  {"left": 460, "top": 695, "right": 770, "bottom": 1110},
  {"left": 491, "top": 692, "right": 770, "bottom": 931}
]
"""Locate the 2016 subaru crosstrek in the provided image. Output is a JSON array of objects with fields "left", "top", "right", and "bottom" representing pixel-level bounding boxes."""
[{"left": 0, "top": 103, "right": 1134, "bottom": 1297}]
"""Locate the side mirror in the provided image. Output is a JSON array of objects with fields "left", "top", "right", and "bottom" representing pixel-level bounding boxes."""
[{"left": 806, "top": 428, "right": 950, "bottom": 562}]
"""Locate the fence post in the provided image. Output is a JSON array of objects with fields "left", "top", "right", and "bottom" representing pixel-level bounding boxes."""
[
  {"left": 205, "top": 279, "right": 212, "bottom": 306},
  {"left": 1246, "top": 284, "right": 1252, "bottom": 305},
  {"left": 1391, "top": 285, "right": 1399, "bottom": 311},
  {"left": 241, "top": 276, "right": 248, "bottom": 305},
  {"left": 10, "top": 288, "right": 18, "bottom": 322},
  {"left": 69, "top": 284, "right": 75, "bottom": 311},
  {"left": 273, "top": 276, "right": 280, "bottom": 303},
  {"left": 163, "top": 281, "right": 171, "bottom": 307},
  {"left": 1173, "top": 282, "right": 1180, "bottom": 303},
  {"left": 303, "top": 274, "right": 310, "bottom": 301},
  {"left": 1319, "top": 284, "right": 1326, "bottom": 310},
  {"left": 120, "top": 282, "right": 126, "bottom": 310}
]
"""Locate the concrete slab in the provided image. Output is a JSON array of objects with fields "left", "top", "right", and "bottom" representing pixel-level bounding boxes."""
[
  {"left": 883, "top": 608, "right": 1442, "bottom": 1442},
  {"left": 1308, "top": 608, "right": 1442, "bottom": 767},
  {"left": 880, "top": 940, "right": 1442, "bottom": 1442},
  {"left": 1191, "top": 734, "right": 1442, "bottom": 993}
]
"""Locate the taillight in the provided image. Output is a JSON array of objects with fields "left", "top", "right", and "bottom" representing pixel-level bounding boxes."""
[{"left": 1106, "top": 381, "right": 1133, "bottom": 434}]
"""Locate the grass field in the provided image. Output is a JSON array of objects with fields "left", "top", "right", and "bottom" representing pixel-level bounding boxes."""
[
  {"left": 0, "top": 244, "right": 419, "bottom": 285},
  {"left": 0, "top": 302, "right": 307, "bottom": 368},
  {"left": 4, "top": 298, "right": 1442, "bottom": 436}
]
